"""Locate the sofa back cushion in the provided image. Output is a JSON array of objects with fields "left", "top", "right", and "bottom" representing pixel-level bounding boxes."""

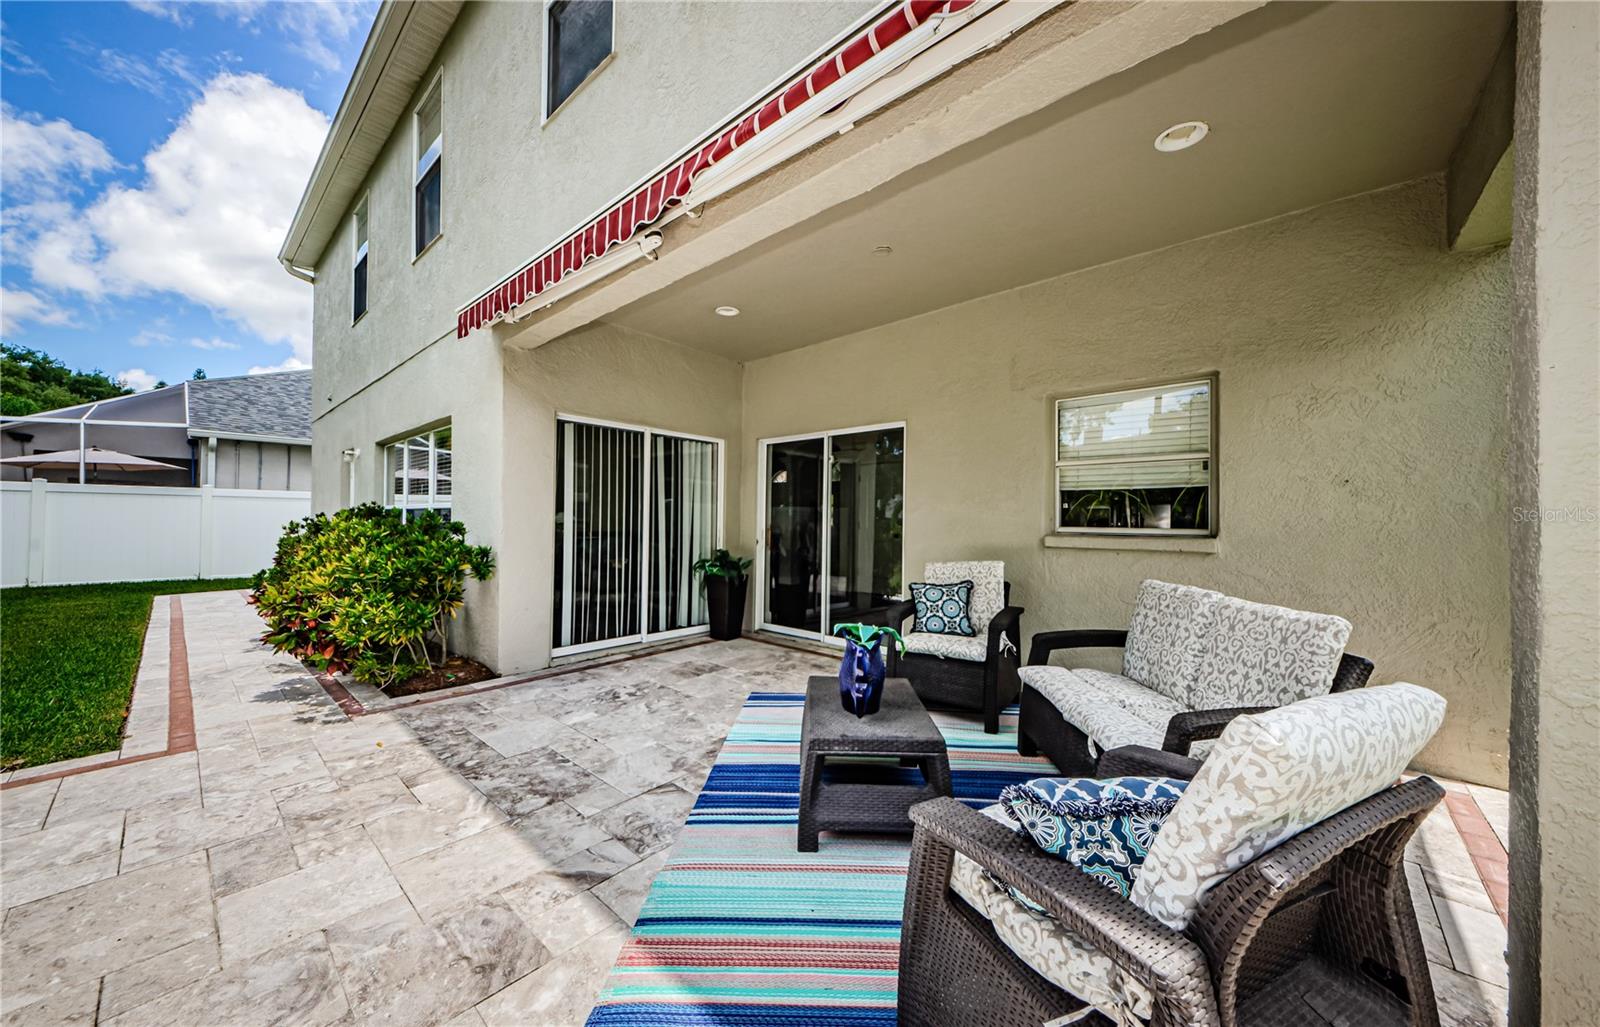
[
  {"left": 1185, "top": 595, "right": 1352, "bottom": 710},
  {"left": 1121, "top": 580, "right": 1223, "bottom": 703},
  {"left": 1129, "top": 683, "right": 1447, "bottom": 930},
  {"left": 926, "top": 561, "right": 1004, "bottom": 632}
]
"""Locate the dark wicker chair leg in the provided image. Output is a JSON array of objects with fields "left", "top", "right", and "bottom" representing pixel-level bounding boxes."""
[{"left": 1017, "top": 726, "right": 1039, "bottom": 757}]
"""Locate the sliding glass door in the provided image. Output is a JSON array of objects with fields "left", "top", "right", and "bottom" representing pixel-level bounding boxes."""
[
  {"left": 760, "top": 424, "right": 904, "bottom": 641},
  {"left": 553, "top": 418, "right": 721, "bottom": 655}
]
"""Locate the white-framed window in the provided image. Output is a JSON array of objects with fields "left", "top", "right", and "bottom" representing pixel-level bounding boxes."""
[
  {"left": 1054, "top": 377, "right": 1216, "bottom": 536},
  {"left": 413, "top": 73, "right": 443, "bottom": 257},
  {"left": 386, "top": 426, "right": 452, "bottom": 522},
  {"left": 351, "top": 195, "right": 369, "bottom": 323},
  {"left": 543, "top": 0, "right": 614, "bottom": 120}
]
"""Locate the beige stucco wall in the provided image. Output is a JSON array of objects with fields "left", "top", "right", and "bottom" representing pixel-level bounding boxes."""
[
  {"left": 738, "top": 177, "right": 1512, "bottom": 786},
  {"left": 310, "top": 0, "right": 873, "bottom": 427},
  {"left": 1506, "top": 3, "right": 1600, "bottom": 1024},
  {"left": 498, "top": 324, "right": 744, "bottom": 672}
]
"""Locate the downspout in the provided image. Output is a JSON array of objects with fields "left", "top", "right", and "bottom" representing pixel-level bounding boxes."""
[{"left": 279, "top": 256, "right": 316, "bottom": 284}]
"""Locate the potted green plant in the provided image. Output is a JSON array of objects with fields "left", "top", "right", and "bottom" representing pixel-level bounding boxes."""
[{"left": 692, "top": 548, "right": 753, "bottom": 641}]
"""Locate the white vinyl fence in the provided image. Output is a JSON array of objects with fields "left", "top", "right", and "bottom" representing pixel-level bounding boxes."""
[{"left": 1, "top": 480, "right": 311, "bottom": 587}]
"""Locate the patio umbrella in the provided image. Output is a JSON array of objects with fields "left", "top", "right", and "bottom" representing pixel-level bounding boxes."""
[{"left": 0, "top": 447, "right": 184, "bottom": 478}]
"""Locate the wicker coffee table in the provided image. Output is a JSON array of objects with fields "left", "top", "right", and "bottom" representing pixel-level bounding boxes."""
[{"left": 797, "top": 675, "right": 953, "bottom": 852}]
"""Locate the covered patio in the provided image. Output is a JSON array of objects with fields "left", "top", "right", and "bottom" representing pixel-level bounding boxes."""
[{"left": 0, "top": 590, "right": 1511, "bottom": 1026}]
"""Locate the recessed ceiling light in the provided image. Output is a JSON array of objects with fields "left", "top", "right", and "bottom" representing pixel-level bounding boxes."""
[
  {"left": 1154, "top": 121, "right": 1209, "bottom": 153},
  {"left": 871, "top": 245, "right": 893, "bottom": 256},
  {"left": 714, "top": 305, "right": 740, "bottom": 317}
]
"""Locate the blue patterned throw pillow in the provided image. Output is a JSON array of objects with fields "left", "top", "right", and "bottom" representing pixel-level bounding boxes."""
[
  {"left": 909, "top": 580, "right": 975, "bottom": 636},
  {"left": 998, "top": 776, "right": 1188, "bottom": 897}
]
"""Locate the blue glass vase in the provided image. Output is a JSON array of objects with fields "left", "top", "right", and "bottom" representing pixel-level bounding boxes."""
[{"left": 838, "top": 634, "right": 887, "bottom": 717}]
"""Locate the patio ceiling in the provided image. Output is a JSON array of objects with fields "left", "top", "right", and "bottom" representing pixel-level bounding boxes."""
[{"left": 601, "top": 1, "right": 1511, "bottom": 361}]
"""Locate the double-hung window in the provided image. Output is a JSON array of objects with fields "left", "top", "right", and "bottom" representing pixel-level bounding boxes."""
[
  {"left": 351, "top": 197, "right": 369, "bottom": 322},
  {"left": 544, "top": 0, "right": 613, "bottom": 118},
  {"left": 1054, "top": 378, "right": 1216, "bottom": 535},
  {"left": 386, "top": 426, "right": 452, "bottom": 522},
  {"left": 414, "top": 77, "right": 443, "bottom": 256}
]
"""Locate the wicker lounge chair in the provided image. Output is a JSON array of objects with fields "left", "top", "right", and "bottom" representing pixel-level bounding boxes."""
[
  {"left": 876, "top": 561, "right": 1023, "bottom": 734},
  {"left": 900, "top": 683, "right": 1448, "bottom": 1027},
  {"left": 1019, "top": 580, "right": 1373, "bottom": 774}
]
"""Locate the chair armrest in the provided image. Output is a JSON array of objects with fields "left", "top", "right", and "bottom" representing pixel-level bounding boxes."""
[
  {"left": 909, "top": 798, "right": 1218, "bottom": 1011},
  {"left": 987, "top": 605, "right": 1024, "bottom": 659},
  {"left": 1095, "top": 745, "right": 1206, "bottom": 781},
  {"left": 1331, "top": 652, "right": 1374, "bottom": 692},
  {"left": 1026, "top": 629, "right": 1129, "bottom": 666},
  {"left": 1160, "top": 707, "right": 1274, "bottom": 756},
  {"left": 865, "top": 599, "right": 915, "bottom": 629}
]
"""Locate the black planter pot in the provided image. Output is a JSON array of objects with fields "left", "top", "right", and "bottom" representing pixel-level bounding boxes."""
[{"left": 705, "top": 576, "right": 749, "bottom": 641}]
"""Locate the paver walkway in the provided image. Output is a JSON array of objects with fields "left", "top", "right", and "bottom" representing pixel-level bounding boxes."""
[{"left": 0, "top": 590, "right": 1512, "bottom": 1026}]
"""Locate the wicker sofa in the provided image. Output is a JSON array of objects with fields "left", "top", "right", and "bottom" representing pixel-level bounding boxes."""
[
  {"left": 877, "top": 561, "right": 1024, "bottom": 734},
  {"left": 1019, "top": 580, "right": 1373, "bottom": 774},
  {"left": 899, "top": 683, "right": 1449, "bottom": 1027}
]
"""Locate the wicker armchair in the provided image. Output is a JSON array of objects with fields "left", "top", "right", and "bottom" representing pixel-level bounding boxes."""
[
  {"left": 900, "top": 743, "right": 1445, "bottom": 1027},
  {"left": 1020, "top": 628, "right": 1374, "bottom": 774},
  {"left": 877, "top": 562, "right": 1023, "bottom": 734}
]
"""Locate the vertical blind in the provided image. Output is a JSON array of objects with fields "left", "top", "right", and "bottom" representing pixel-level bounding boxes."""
[{"left": 553, "top": 420, "right": 717, "bottom": 651}]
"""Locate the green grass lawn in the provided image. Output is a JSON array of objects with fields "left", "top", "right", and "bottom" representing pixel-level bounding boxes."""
[{"left": 1, "top": 578, "right": 254, "bottom": 771}]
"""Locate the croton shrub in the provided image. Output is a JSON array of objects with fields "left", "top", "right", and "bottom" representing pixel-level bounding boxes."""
[{"left": 250, "top": 504, "right": 495, "bottom": 689}]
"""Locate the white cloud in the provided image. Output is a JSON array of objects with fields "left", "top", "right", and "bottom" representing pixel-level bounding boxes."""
[
  {"left": 117, "top": 367, "right": 160, "bottom": 391},
  {"left": 0, "top": 286, "right": 73, "bottom": 333},
  {"left": 1, "top": 26, "right": 51, "bottom": 79},
  {"left": 247, "top": 355, "right": 310, "bottom": 375},
  {"left": 126, "top": 1, "right": 370, "bottom": 73},
  {"left": 126, "top": 1, "right": 189, "bottom": 27},
  {"left": 130, "top": 327, "right": 172, "bottom": 348},
  {"left": 188, "top": 336, "right": 239, "bottom": 351},
  {"left": 13, "top": 73, "right": 327, "bottom": 362},
  {"left": 0, "top": 104, "right": 117, "bottom": 201}
]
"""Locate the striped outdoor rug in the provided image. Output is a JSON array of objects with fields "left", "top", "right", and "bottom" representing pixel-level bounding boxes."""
[{"left": 585, "top": 691, "right": 1056, "bottom": 1027}]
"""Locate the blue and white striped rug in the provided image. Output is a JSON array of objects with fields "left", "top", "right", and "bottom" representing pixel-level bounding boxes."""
[{"left": 584, "top": 691, "right": 1054, "bottom": 1026}]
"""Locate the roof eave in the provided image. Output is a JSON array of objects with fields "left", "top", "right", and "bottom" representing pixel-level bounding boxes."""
[{"left": 279, "top": 1, "right": 461, "bottom": 271}]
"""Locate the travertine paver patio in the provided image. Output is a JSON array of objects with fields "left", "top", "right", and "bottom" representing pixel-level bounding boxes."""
[{"left": 0, "top": 590, "right": 1512, "bottom": 1026}]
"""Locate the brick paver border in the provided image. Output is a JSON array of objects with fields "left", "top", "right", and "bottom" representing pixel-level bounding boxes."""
[
  {"left": 1440, "top": 788, "right": 1510, "bottom": 925},
  {"left": 1, "top": 595, "right": 196, "bottom": 791}
]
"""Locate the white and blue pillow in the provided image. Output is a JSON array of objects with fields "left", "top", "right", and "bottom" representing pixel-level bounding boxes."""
[
  {"left": 910, "top": 580, "right": 976, "bottom": 637},
  {"left": 999, "top": 776, "right": 1188, "bottom": 897}
]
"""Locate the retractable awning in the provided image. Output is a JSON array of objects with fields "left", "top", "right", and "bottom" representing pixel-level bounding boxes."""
[{"left": 456, "top": 0, "right": 1049, "bottom": 340}]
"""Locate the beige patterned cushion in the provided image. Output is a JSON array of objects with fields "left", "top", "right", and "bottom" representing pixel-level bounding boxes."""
[
  {"left": 925, "top": 561, "right": 1004, "bottom": 632},
  {"left": 1184, "top": 595, "right": 1352, "bottom": 710},
  {"left": 904, "top": 630, "right": 987, "bottom": 663},
  {"left": 1019, "top": 666, "right": 1191, "bottom": 754},
  {"left": 949, "top": 805, "right": 1155, "bottom": 1022},
  {"left": 1130, "top": 683, "right": 1446, "bottom": 930},
  {"left": 1122, "top": 579, "right": 1223, "bottom": 703}
]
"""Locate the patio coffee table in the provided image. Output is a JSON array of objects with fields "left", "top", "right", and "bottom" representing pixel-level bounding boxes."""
[{"left": 797, "top": 675, "right": 952, "bottom": 852}]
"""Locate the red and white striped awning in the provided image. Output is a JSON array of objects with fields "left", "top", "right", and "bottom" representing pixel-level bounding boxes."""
[{"left": 456, "top": 0, "right": 982, "bottom": 339}]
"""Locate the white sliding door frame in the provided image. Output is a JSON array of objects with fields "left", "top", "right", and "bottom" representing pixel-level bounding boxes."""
[
  {"left": 755, "top": 420, "right": 906, "bottom": 645},
  {"left": 553, "top": 413, "right": 725, "bottom": 658}
]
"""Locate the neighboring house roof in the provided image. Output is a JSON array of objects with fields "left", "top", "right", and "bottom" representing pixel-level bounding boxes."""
[
  {"left": 279, "top": 1, "right": 462, "bottom": 272},
  {"left": 0, "top": 370, "right": 312, "bottom": 444},
  {"left": 186, "top": 371, "right": 313, "bottom": 443}
]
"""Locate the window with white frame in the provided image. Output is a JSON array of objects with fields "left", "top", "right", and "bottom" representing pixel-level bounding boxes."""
[
  {"left": 1055, "top": 378, "right": 1215, "bottom": 535},
  {"left": 545, "top": 0, "right": 613, "bottom": 118},
  {"left": 413, "top": 76, "right": 443, "bottom": 256},
  {"left": 386, "top": 426, "right": 452, "bottom": 522},
  {"left": 352, "top": 197, "right": 369, "bottom": 322}
]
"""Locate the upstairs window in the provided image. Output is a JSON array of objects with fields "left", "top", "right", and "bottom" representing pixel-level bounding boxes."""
[
  {"left": 387, "top": 426, "right": 453, "bottom": 522},
  {"left": 352, "top": 197, "right": 369, "bottom": 322},
  {"left": 545, "top": 0, "right": 613, "bottom": 118},
  {"left": 1055, "top": 378, "right": 1216, "bottom": 535},
  {"left": 414, "top": 76, "right": 443, "bottom": 256}
]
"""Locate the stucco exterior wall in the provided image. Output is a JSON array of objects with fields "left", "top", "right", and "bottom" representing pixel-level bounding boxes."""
[
  {"left": 1506, "top": 3, "right": 1600, "bottom": 1023},
  {"left": 310, "top": 0, "right": 873, "bottom": 427},
  {"left": 498, "top": 323, "right": 744, "bottom": 673},
  {"left": 738, "top": 177, "right": 1513, "bottom": 786}
]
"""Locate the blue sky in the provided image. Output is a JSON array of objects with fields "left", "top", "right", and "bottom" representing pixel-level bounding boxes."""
[{"left": 1, "top": 0, "right": 376, "bottom": 391}]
